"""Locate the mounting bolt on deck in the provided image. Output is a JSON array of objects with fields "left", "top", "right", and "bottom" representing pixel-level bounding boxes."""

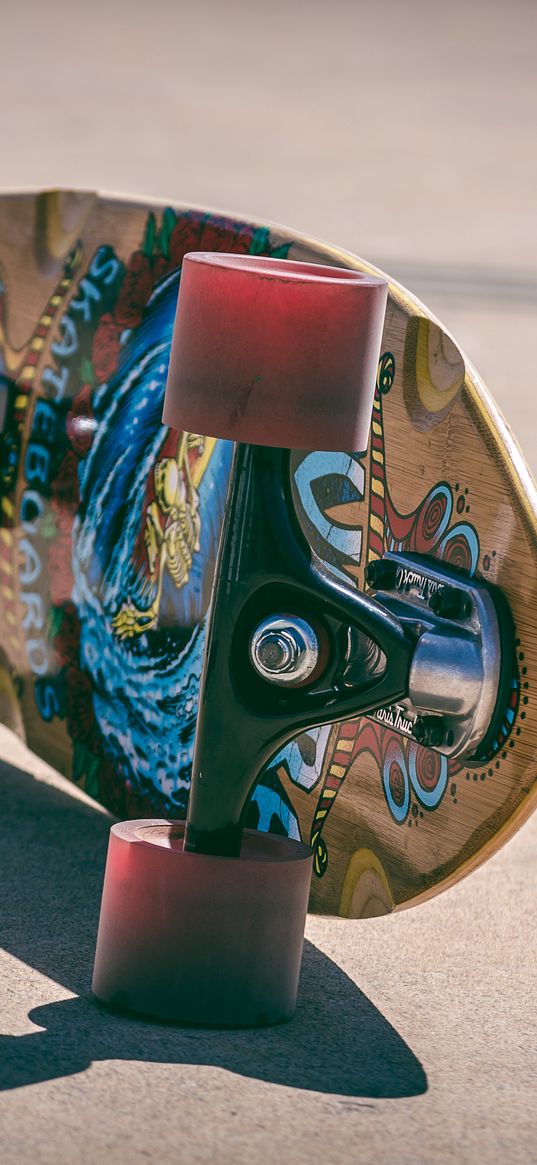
[
  {"left": 429, "top": 585, "right": 472, "bottom": 621},
  {"left": 365, "top": 558, "right": 399, "bottom": 590},
  {"left": 412, "top": 715, "right": 446, "bottom": 748}
]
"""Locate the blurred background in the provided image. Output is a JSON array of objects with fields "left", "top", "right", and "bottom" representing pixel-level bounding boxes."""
[{"left": 1, "top": 0, "right": 536, "bottom": 465}]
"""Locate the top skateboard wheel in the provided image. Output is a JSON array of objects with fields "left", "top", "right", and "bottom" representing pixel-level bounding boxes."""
[{"left": 163, "top": 253, "right": 388, "bottom": 451}]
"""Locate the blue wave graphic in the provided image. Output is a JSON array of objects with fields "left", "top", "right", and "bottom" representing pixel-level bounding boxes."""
[{"left": 72, "top": 272, "right": 233, "bottom": 810}]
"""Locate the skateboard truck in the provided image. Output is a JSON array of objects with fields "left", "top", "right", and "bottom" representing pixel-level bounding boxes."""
[
  {"left": 363, "top": 551, "right": 514, "bottom": 762},
  {"left": 93, "top": 253, "right": 514, "bottom": 1026}
]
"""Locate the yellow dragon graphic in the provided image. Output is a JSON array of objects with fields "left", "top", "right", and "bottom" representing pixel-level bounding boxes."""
[{"left": 112, "top": 431, "right": 215, "bottom": 639}]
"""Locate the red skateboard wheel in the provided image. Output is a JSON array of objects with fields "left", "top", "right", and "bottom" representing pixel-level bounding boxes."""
[
  {"left": 92, "top": 821, "right": 313, "bottom": 1026},
  {"left": 163, "top": 253, "right": 387, "bottom": 451}
]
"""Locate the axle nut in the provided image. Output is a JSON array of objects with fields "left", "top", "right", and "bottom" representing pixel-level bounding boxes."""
[{"left": 250, "top": 616, "right": 320, "bottom": 686}]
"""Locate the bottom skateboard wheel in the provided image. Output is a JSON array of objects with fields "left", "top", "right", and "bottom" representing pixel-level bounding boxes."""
[{"left": 92, "top": 820, "right": 313, "bottom": 1026}]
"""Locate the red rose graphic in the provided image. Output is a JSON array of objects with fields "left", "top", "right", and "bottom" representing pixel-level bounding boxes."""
[
  {"left": 232, "top": 225, "right": 258, "bottom": 253},
  {"left": 48, "top": 535, "right": 74, "bottom": 606},
  {"left": 50, "top": 503, "right": 74, "bottom": 537},
  {"left": 51, "top": 451, "right": 80, "bottom": 530},
  {"left": 92, "top": 313, "right": 121, "bottom": 383},
  {"left": 67, "top": 384, "right": 96, "bottom": 458},
  {"left": 167, "top": 213, "right": 259, "bottom": 271},
  {"left": 66, "top": 665, "right": 95, "bottom": 742},
  {"left": 152, "top": 254, "right": 168, "bottom": 283},
  {"left": 168, "top": 212, "right": 205, "bottom": 269},
  {"left": 200, "top": 217, "right": 255, "bottom": 255},
  {"left": 49, "top": 451, "right": 78, "bottom": 577},
  {"left": 114, "top": 251, "right": 154, "bottom": 329},
  {"left": 53, "top": 601, "right": 81, "bottom": 667}
]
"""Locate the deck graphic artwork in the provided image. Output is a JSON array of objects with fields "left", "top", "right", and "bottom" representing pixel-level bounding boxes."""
[
  {"left": 1, "top": 207, "right": 291, "bottom": 815},
  {"left": 287, "top": 359, "right": 520, "bottom": 884},
  {"left": 0, "top": 192, "right": 531, "bottom": 919}
]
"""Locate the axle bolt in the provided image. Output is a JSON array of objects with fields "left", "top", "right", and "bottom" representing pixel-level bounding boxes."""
[
  {"left": 250, "top": 616, "right": 320, "bottom": 686},
  {"left": 365, "top": 558, "right": 398, "bottom": 590},
  {"left": 429, "top": 585, "right": 472, "bottom": 620},
  {"left": 412, "top": 715, "right": 445, "bottom": 748}
]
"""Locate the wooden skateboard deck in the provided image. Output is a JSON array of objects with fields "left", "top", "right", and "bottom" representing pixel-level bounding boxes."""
[{"left": 1, "top": 189, "right": 536, "bottom": 917}]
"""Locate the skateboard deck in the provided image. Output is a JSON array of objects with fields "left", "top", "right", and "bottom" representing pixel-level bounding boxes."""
[{"left": 1, "top": 189, "right": 536, "bottom": 918}]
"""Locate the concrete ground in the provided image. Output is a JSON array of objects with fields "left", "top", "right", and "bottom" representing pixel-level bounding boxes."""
[
  {"left": 1, "top": 730, "right": 535, "bottom": 1165},
  {"left": 0, "top": 1, "right": 536, "bottom": 1162}
]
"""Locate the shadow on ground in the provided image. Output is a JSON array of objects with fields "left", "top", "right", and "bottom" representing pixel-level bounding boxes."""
[{"left": 0, "top": 760, "right": 427, "bottom": 1098}]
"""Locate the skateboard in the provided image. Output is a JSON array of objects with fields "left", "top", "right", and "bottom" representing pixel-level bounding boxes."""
[{"left": 1, "top": 189, "right": 536, "bottom": 920}]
